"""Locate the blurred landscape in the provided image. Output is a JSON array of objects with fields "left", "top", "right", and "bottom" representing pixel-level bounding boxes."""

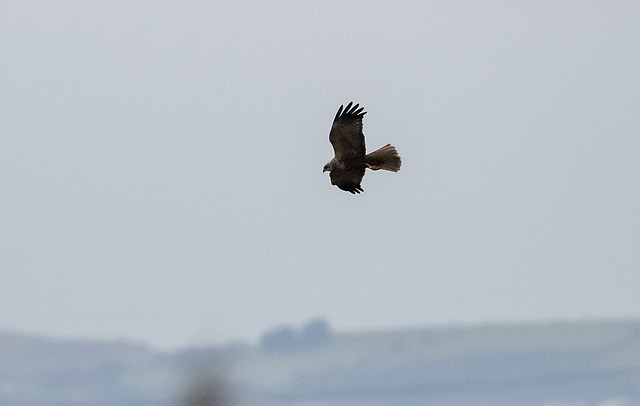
[
  {"left": 3, "top": 4, "right": 639, "bottom": 406},
  {"left": 2, "top": 318, "right": 639, "bottom": 406}
]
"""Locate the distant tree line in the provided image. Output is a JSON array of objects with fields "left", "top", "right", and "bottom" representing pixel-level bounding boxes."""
[{"left": 260, "top": 318, "right": 332, "bottom": 352}]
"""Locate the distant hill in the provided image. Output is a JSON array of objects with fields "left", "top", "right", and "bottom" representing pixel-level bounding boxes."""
[{"left": 1, "top": 319, "right": 639, "bottom": 406}]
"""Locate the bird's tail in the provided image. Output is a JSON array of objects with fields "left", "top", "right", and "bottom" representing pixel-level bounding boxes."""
[{"left": 365, "top": 144, "right": 402, "bottom": 172}]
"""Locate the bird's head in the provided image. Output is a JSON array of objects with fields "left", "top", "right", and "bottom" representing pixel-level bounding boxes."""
[{"left": 322, "top": 161, "right": 333, "bottom": 173}]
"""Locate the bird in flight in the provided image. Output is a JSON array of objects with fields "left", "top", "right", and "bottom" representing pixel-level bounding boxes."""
[{"left": 323, "top": 102, "right": 401, "bottom": 194}]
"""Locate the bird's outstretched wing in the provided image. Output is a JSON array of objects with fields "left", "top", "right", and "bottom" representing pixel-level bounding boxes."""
[
  {"left": 329, "top": 102, "right": 367, "bottom": 162},
  {"left": 329, "top": 167, "right": 366, "bottom": 194}
]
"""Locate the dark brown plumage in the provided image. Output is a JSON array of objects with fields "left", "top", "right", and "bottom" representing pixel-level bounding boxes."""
[{"left": 323, "top": 102, "right": 401, "bottom": 194}]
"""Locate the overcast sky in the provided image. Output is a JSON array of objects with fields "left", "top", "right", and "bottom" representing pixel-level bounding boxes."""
[{"left": 2, "top": 1, "right": 639, "bottom": 349}]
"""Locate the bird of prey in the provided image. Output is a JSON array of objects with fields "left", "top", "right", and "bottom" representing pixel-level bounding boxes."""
[{"left": 323, "top": 102, "right": 401, "bottom": 194}]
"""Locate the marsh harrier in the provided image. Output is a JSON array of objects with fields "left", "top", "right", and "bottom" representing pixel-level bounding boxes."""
[{"left": 323, "top": 102, "right": 401, "bottom": 194}]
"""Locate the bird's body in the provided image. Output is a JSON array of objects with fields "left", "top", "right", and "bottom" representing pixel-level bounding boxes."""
[{"left": 323, "top": 102, "right": 401, "bottom": 194}]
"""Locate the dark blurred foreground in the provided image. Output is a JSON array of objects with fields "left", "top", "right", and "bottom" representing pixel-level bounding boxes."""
[{"left": 1, "top": 318, "right": 639, "bottom": 406}]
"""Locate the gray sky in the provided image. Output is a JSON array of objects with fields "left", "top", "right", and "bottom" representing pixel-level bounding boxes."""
[{"left": 2, "top": 1, "right": 639, "bottom": 349}]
